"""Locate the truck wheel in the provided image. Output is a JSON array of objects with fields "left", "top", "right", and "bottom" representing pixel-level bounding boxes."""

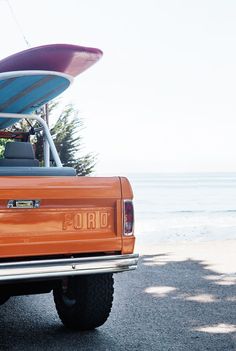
[
  {"left": 53, "top": 273, "right": 114, "bottom": 330},
  {"left": 0, "top": 296, "right": 10, "bottom": 305}
]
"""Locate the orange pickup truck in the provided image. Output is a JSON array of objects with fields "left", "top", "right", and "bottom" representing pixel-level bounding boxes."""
[{"left": 0, "top": 44, "right": 138, "bottom": 330}]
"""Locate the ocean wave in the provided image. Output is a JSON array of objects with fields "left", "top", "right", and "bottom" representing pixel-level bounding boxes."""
[
  {"left": 170, "top": 209, "right": 236, "bottom": 214},
  {"left": 136, "top": 209, "right": 236, "bottom": 215}
]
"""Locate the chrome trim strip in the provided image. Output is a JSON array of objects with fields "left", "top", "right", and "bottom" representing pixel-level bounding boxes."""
[{"left": 0, "top": 254, "right": 139, "bottom": 282}]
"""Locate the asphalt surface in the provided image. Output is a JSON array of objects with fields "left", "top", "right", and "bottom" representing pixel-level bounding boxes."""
[{"left": 0, "top": 252, "right": 235, "bottom": 351}]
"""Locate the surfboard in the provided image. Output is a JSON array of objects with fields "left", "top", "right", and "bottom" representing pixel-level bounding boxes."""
[
  {"left": 0, "top": 71, "right": 72, "bottom": 129},
  {"left": 0, "top": 44, "right": 103, "bottom": 77}
]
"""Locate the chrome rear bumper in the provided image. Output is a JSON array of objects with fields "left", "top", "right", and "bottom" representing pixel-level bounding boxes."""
[{"left": 0, "top": 254, "right": 139, "bottom": 282}]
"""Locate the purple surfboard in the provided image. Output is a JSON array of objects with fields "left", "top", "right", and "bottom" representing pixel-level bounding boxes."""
[{"left": 0, "top": 44, "right": 103, "bottom": 77}]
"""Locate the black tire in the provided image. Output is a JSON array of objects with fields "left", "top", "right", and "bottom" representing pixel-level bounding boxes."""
[
  {"left": 0, "top": 296, "right": 9, "bottom": 305},
  {"left": 53, "top": 273, "right": 114, "bottom": 330}
]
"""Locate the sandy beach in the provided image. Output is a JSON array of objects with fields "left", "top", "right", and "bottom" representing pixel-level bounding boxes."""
[{"left": 136, "top": 238, "right": 236, "bottom": 275}]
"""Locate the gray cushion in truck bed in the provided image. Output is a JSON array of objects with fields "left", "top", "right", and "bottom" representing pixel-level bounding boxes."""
[
  {"left": 0, "top": 142, "right": 40, "bottom": 167},
  {"left": 0, "top": 167, "right": 76, "bottom": 176}
]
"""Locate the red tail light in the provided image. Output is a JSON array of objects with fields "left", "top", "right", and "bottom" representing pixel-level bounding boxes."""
[{"left": 123, "top": 200, "right": 134, "bottom": 236}]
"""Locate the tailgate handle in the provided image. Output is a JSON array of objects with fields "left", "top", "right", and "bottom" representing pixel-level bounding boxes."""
[{"left": 7, "top": 200, "right": 40, "bottom": 209}]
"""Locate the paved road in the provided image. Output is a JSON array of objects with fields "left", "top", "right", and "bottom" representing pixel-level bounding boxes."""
[{"left": 0, "top": 251, "right": 235, "bottom": 351}]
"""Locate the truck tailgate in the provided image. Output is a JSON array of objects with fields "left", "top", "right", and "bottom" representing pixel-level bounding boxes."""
[{"left": 0, "top": 176, "right": 123, "bottom": 258}]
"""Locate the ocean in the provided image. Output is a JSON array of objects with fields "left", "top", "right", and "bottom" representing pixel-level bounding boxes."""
[{"left": 127, "top": 173, "right": 236, "bottom": 245}]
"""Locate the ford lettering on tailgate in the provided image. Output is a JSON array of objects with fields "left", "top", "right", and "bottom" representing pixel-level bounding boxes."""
[{"left": 63, "top": 208, "right": 114, "bottom": 232}]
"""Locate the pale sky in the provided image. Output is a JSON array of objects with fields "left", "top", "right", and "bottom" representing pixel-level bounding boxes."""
[{"left": 1, "top": 0, "right": 236, "bottom": 174}]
